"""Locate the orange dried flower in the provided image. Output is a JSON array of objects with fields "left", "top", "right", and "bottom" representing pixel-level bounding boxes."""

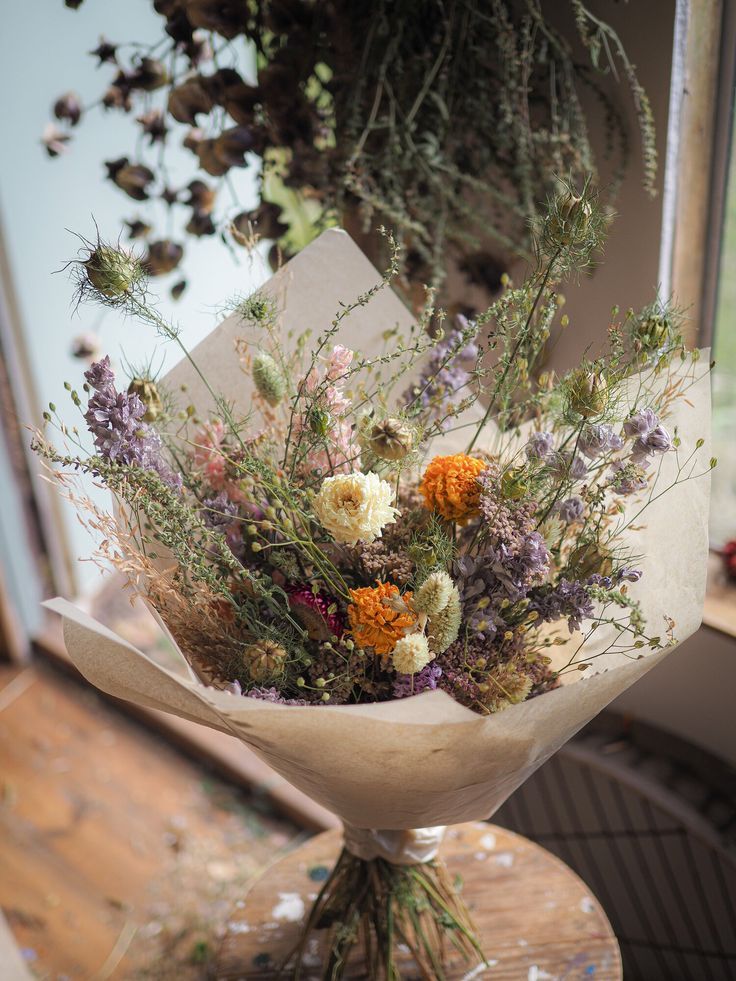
[
  {"left": 419, "top": 453, "right": 486, "bottom": 521},
  {"left": 347, "top": 582, "right": 416, "bottom": 657}
]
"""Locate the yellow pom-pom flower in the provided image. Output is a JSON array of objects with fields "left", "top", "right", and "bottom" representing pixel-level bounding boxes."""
[{"left": 419, "top": 453, "right": 485, "bottom": 521}]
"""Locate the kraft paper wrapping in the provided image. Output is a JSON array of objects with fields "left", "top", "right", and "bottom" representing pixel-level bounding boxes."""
[{"left": 46, "top": 230, "right": 711, "bottom": 831}]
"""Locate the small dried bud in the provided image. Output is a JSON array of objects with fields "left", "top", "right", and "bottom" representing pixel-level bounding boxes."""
[
  {"left": 144, "top": 240, "right": 183, "bottom": 276},
  {"left": 213, "top": 126, "right": 257, "bottom": 168},
  {"left": 136, "top": 109, "right": 168, "bottom": 145},
  {"left": 252, "top": 352, "right": 286, "bottom": 407},
  {"left": 127, "top": 378, "right": 163, "bottom": 422},
  {"left": 54, "top": 91, "right": 82, "bottom": 126},
  {"left": 132, "top": 57, "right": 168, "bottom": 92},
  {"left": 244, "top": 639, "right": 287, "bottom": 683},
  {"left": 366, "top": 417, "right": 414, "bottom": 461},
  {"left": 105, "top": 157, "right": 155, "bottom": 201},
  {"left": 568, "top": 368, "right": 608, "bottom": 418},
  {"left": 90, "top": 36, "right": 118, "bottom": 66},
  {"left": 70, "top": 332, "right": 100, "bottom": 360},
  {"left": 84, "top": 245, "right": 144, "bottom": 298},
  {"left": 41, "top": 124, "right": 70, "bottom": 158}
]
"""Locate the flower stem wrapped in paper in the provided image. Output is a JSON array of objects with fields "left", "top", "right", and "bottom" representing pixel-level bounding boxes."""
[{"left": 36, "top": 185, "right": 713, "bottom": 978}]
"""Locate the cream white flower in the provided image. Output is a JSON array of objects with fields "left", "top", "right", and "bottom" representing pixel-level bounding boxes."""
[
  {"left": 392, "top": 633, "right": 433, "bottom": 675},
  {"left": 313, "top": 471, "right": 399, "bottom": 545}
]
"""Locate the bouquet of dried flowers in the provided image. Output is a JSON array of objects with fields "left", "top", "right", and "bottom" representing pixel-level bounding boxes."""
[{"left": 36, "top": 186, "right": 713, "bottom": 978}]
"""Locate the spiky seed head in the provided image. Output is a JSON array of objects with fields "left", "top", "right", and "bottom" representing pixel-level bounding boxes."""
[
  {"left": 84, "top": 245, "right": 144, "bottom": 298},
  {"left": 366, "top": 417, "right": 414, "bottom": 461},
  {"left": 568, "top": 368, "right": 608, "bottom": 418},
  {"left": 244, "top": 639, "right": 287, "bottom": 683}
]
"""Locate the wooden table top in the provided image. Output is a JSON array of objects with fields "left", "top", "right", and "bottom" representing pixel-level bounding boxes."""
[{"left": 216, "top": 820, "right": 622, "bottom": 980}]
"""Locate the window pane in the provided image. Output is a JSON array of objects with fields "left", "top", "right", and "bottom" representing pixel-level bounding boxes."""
[{"left": 710, "top": 104, "right": 736, "bottom": 548}]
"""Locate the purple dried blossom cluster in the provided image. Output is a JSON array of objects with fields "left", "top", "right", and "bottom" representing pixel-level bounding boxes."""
[
  {"left": 624, "top": 409, "right": 672, "bottom": 463},
  {"left": 557, "top": 496, "right": 584, "bottom": 523},
  {"left": 526, "top": 430, "right": 555, "bottom": 461},
  {"left": 529, "top": 578, "right": 595, "bottom": 633},
  {"left": 84, "top": 357, "right": 181, "bottom": 490},
  {"left": 393, "top": 663, "right": 443, "bottom": 698},
  {"left": 579, "top": 423, "right": 624, "bottom": 459},
  {"left": 403, "top": 314, "right": 478, "bottom": 419},
  {"left": 245, "top": 687, "right": 314, "bottom": 706},
  {"left": 525, "top": 432, "right": 587, "bottom": 480},
  {"left": 202, "top": 491, "right": 239, "bottom": 529}
]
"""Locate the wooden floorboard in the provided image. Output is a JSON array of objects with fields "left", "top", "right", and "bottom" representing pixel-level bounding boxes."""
[{"left": 0, "top": 663, "right": 303, "bottom": 979}]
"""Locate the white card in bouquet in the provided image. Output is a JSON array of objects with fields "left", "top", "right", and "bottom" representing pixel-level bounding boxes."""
[{"left": 162, "top": 228, "right": 418, "bottom": 419}]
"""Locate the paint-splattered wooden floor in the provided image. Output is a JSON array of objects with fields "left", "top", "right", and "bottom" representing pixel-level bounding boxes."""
[{"left": 0, "top": 663, "right": 301, "bottom": 979}]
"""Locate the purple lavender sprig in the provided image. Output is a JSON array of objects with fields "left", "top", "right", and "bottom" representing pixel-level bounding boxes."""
[{"left": 84, "top": 356, "right": 181, "bottom": 490}]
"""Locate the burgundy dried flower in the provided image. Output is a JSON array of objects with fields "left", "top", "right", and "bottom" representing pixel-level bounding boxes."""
[
  {"left": 185, "top": 0, "right": 250, "bottom": 39},
  {"left": 287, "top": 587, "right": 343, "bottom": 642},
  {"left": 102, "top": 70, "right": 135, "bottom": 111},
  {"left": 720, "top": 540, "right": 736, "bottom": 582}
]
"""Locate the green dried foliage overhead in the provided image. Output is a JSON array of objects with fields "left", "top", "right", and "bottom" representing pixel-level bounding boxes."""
[{"left": 47, "top": 0, "right": 657, "bottom": 294}]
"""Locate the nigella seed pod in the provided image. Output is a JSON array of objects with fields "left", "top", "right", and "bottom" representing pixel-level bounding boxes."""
[
  {"left": 568, "top": 369, "right": 608, "bottom": 418},
  {"left": 547, "top": 189, "right": 593, "bottom": 247},
  {"left": 636, "top": 313, "right": 671, "bottom": 352},
  {"left": 367, "top": 417, "right": 414, "bottom": 461},
  {"left": 252, "top": 352, "right": 286, "bottom": 407},
  {"left": 84, "top": 245, "right": 144, "bottom": 298},
  {"left": 244, "top": 639, "right": 287, "bottom": 683},
  {"left": 127, "top": 378, "right": 163, "bottom": 422}
]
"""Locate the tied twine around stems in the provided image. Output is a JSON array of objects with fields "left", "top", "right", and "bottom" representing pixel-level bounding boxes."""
[{"left": 285, "top": 825, "right": 488, "bottom": 980}]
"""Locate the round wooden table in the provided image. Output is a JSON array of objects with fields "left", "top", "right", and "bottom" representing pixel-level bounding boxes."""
[{"left": 216, "top": 822, "right": 622, "bottom": 980}]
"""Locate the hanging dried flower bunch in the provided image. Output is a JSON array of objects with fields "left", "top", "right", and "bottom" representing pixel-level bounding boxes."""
[{"left": 46, "top": 0, "right": 657, "bottom": 296}]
